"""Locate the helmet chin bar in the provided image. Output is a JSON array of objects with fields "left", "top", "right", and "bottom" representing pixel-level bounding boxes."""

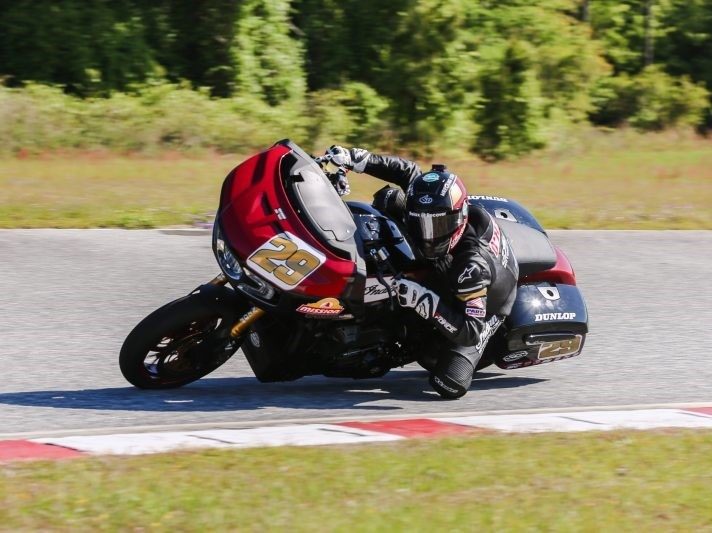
[{"left": 420, "top": 237, "right": 452, "bottom": 260}]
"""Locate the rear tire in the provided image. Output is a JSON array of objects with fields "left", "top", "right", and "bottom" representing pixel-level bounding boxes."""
[{"left": 119, "top": 290, "right": 247, "bottom": 389}]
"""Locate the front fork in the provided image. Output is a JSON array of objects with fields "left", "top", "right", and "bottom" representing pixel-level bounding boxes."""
[{"left": 207, "top": 273, "right": 266, "bottom": 339}]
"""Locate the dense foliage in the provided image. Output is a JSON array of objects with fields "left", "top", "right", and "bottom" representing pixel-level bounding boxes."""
[{"left": 1, "top": 0, "right": 710, "bottom": 158}]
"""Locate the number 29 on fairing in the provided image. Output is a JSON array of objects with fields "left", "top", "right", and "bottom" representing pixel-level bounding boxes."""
[{"left": 247, "top": 232, "right": 326, "bottom": 290}]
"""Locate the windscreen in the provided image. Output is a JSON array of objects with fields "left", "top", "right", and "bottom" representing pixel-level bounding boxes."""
[{"left": 280, "top": 141, "right": 357, "bottom": 242}]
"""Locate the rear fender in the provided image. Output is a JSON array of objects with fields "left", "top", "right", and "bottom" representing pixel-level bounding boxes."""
[{"left": 497, "top": 283, "right": 588, "bottom": 370}]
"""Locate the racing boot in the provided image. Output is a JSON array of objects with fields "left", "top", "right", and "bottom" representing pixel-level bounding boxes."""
[{"left": 429, "top": 347, "right": 482, "bottom": 399}]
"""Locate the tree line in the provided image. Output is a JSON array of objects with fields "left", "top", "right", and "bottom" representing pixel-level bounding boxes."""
[{"left": 1, "top": 0, "right": 710, "bottom": 158}]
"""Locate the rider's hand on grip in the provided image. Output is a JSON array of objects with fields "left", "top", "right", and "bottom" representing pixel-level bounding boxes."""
[
  {"left": 394, "top": 279, "right": 440, "bottom": 320},
  {"left": 331, "top": 169, "right": 351, "bottom": 196},
  {"left": 324, "top": 145, "right": 352, "bottom": 169},
  {"left": 320, "top": 145, "right": 371, "bottom": 173}
]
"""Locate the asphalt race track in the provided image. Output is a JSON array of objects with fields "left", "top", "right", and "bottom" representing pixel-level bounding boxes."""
[{"left": 1, "top": 229, "right": 711, "bottom": 437}]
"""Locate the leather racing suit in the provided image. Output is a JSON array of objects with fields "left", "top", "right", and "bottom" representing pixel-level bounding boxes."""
[{"left": 363, "top": 153, "right": 520, "bottom": 398}]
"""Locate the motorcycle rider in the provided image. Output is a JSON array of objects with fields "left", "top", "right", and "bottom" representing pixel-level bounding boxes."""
[{"left": 321, "top": 145, "right": 519, "bottom": 399}]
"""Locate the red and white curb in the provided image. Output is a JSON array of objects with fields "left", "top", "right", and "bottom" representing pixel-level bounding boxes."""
[{"left": 2, "top": 406, "right": 711, "bottom": 462}]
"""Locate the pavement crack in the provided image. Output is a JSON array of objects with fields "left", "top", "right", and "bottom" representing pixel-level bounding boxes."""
[
  {"left": 317, "top": 428, "right": 373, "bottom": 437},
  {"left": 558, "top": 416, "right": 608, "bottom": 425},
  {"left": 187, "top": 434, "right": 238, "bottom": 445}
]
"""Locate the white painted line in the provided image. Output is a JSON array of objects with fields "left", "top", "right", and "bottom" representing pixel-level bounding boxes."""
[
  {"left": 565, "top": 409, "right": 712, "bottom": 429},
  {"left": 193, "top": 424, "right": 401, "bottom": 448},
  {"left": 440, "top": 414, "right": 604, "bottom": 433},
  {"left": 441, "top": 409, "right": 712, "bottom": 433},
  {"left": 34, "top": 432, "right": 230, "bottom": 456},
  {"left": 34, "top": 424, "right": 401, "bottom": 456}
]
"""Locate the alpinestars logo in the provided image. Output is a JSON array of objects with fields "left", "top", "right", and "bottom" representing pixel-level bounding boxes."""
[
  {"left": 415, "top": 292, "right": 439, "bottom": 320},
  {"left": 458, "top": 265, "right": 476, "bottom": 284},
  {"left": 433, "top": 375, "right": 459, "bottom": 394}
]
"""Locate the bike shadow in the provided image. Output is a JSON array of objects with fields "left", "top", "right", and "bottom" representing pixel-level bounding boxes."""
[{"left": 0, "top": 370, "right": 547, "bottom": 414}]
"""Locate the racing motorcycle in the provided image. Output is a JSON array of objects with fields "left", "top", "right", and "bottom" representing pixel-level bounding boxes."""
[{"left": 119, "top": 139, "right": 588, "bottom": 390}]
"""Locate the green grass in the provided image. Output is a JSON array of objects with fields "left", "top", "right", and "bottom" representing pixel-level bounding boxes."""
[
  {"left": 2, "top": 430, "right": 712, "bottom": 530},
  {"left": 1, "top": 135, "right": 711, "bottom": 229}
]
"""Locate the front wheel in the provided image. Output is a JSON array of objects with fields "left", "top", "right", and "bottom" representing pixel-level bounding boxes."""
[{"left": 119, "top": 290, "right": 247, "bottom": 389}]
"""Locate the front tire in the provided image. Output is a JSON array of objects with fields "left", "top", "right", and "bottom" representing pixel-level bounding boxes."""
[{"left": 120, "top": 290, "right": 247, "bottom": 389}]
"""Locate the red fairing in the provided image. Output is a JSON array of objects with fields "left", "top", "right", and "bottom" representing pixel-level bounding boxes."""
[
  {"left": 520, "top": 246, "right": 577, "bottom": 286},
  {"left": 218, "top": 145, "right": 354, "bottom": 298}
]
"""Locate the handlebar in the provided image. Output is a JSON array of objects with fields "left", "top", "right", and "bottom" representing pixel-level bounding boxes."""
[{"left": 314, "top": 154, "right": 351, "bottom": 197}]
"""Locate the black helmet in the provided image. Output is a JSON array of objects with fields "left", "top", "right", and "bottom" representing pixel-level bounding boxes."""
[{"left": 405, "top": 165, "right": 469, "bottom": 260}]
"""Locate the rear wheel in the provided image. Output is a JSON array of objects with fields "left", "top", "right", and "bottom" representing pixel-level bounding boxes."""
[{"left": 119, "top": 291, "right": 247, "bottom": 389}]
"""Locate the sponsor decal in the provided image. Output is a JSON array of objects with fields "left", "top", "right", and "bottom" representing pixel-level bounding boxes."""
[
  {"left": 296, "top": 297, "right": 344, "bottom": 317},
  {"left": 476, "top": 315, "right": 502, "bottom": 352},
  {"left": 458, "top": 265, "right": 476, "bottom": 284},
  {"left": 449, "top": 182, "right": 463, "bottom": 205},
  {"left": 503, "top": 350, "right": 529, "bottom": 362},
  {"left": 537, "top": 286, "right": 560, "bottom": 301},
  {"left": 422, "top": 172, "right": 440, "bottom": 182},
  {"left": 433, "top": 375, "right": 459, "bottom": 394},
  {"left": 408, "top": 211, "right": 446, "bottom": 218},
  {"left": 440, "top": 174, "right": 455, "bottom": 196},
  {"left": 418, "top": 195, "right": 433, "bottom": 205},
  {"left": 466, "top": 307, "right": 486, "bottom": 318},
  {"left": 488, "top": 218, "right": 502, "bottom": 256},
  {"left": 249, "top": 331, "right": 261, "bottom": 348},
  {"left": 434, "top": 313, "right": 457, "bottom": 333},
  {"left": 469, "top": 195, "right": 509, "bottom": 202},
  {"left": 534, "top": 312, "right": 577, "bottom": 322},
  {"left": 537, "top": 335, "right": 583, "bottom": 360},
  {"left": 450, "top": 218, "right": 467, "bottom": 249},
  {"left": 466, "top": 297, "right": 485, "bottom": 308},
  {"left": 501, "top": 235, "right": 510, "bottom": 268},
  {"left": 274, "top": 208, "right": 286, "bottom": 220},
  {"left": 363, "top": 276, "right": 394, "bottom": 303}
]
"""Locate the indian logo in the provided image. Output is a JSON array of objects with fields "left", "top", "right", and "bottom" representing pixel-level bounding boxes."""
[{"left": 296, "top": 297, "right": 344, "bottom": 317}]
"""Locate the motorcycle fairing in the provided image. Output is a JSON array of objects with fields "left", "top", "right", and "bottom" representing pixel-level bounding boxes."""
[
  {"left": 217, "top": 140, "right": 366, "bottom": 305},
  {"left": 468, "top": 196, "right": 546, "bottom": 233}
]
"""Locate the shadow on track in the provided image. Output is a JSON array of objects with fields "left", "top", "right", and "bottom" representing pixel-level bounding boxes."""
[{"left": 0, "top": 371, "right": 547, "bottom": 413}]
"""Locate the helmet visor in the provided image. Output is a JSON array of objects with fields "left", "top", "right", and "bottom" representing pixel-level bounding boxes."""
[{"left": 407, "top": 210, "right": 464, "bottom": 259}]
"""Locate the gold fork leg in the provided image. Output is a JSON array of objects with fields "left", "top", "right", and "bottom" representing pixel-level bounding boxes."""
[{"left": 230, "top": 307, "right": 266, "bottom": 338}]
